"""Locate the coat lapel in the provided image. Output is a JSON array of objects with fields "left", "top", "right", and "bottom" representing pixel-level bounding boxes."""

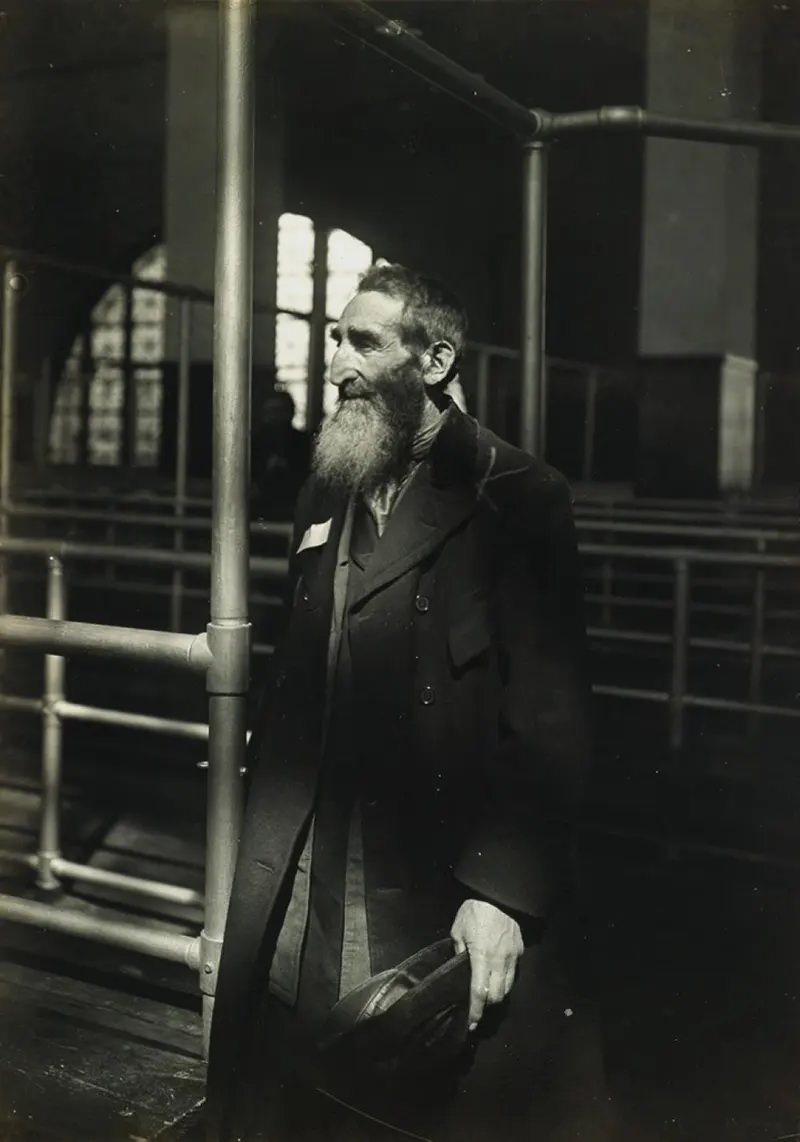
[{"left": 352, "top": 409, "right": 494, "bottom": 606}]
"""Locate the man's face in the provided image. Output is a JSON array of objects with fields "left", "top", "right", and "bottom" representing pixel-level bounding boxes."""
[
  {"left": 312, "top": 291, "right": 427, "bottom": 495},
  {"left": 328, "top": 291, "right": 412, "bottom": 396}
]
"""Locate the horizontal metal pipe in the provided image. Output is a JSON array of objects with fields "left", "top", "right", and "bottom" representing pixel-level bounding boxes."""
[
  {"left": 576, "top": 518, "right": 800, "bottom": 544},
  {"left": 299, "top": 8, "right": 800, "bottom": 151},
  {"left": 3, "top": 503, "right": 293, "bottom": 541},
  {"left": 0, "top": 535, "right": 287, "bottom": 577},
  {"left": 539, "top": 105, "right": 800, "bottom": 147},
  {"left": 21, "top": 489, "right": 214, "bottom": 509},
  {"left": 7, "top": 527, "right": 799, "bottom": 574},
  {"left": 587, "top": 628, "right": 800, "bottom": 662},
  {"left": 311, "top": 0, "right": 542, "bottom": 140},
  {"left": 0, "top": 892, "right": 200, "bottom": 968},
  {"left": 580, "top": 542, "right": 800, "bottom": 569},
  {"left": 0, "top": 616, "right": 212, "bottom": 672},
  {"left": 586, "top": 626, "right": 671, "bottom": 645},
  {"left": 56, "top": 700, "right": 209, "bottom": 739},
  {"left": 683, "top": 695, "right": 800, "bottom": 718},
  {"left": 592, "top": 684, "right": 669, "bottom": 703},
  {"left": 1, "top": 852, "right": 203, "bottom": 907},
  {"left": 575, "top": 504, "right": 800, "bottom": 529},
  {"left": 0, "top": 693, "right": 43, "bottom": 713},
  {"left": 50, "top": 858, "right": 204, "bottom": 907}
]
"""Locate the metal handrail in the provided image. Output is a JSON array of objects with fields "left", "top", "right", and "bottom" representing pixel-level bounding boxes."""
[
  {"left": 2, "top": 503, "right": 294, "bottom": 542},
  {"left": 579, "top": 541, "right": 800, "bottom": 569},
  {"left": 0, "top": 534, "right": 289, "bottom": 574},
  {"left": 5, "top": 501, "right": 798, "bottom": 547}
]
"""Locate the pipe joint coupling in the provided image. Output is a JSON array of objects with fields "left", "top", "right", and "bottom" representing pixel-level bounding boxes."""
[
  {"left": 198, "top": 929, "right": 224, "bottom": 996},
  {"left": 206, "top": 620, "right": 251, "bottom": 694},
  {"left": 36, "top": 850, "right": 61, "bottom": 892}
]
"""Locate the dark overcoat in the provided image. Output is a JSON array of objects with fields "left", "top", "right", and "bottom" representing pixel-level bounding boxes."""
[{"left": 206, "top": 408, "right": 609, "bottom": 1140}]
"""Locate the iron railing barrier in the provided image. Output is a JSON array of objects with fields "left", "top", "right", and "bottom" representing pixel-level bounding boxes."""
[
  {"left": 5, "top": 505, "right": 800, "bottom": 652},
  {"left": 0, "top": 536, "right": 798, "bottom": 932},
  {"left": 0, "top": 539, "right": 290, "bottom": 1004}
]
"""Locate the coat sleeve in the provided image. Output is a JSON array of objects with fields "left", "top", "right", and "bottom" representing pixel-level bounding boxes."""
[{"left": 454, "top": 475, "right": 592, "bottom": 923}]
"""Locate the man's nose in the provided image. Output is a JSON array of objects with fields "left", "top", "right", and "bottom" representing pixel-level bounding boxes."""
[{"left": 329, "top": 346, "right": 357, "bottom": 388}]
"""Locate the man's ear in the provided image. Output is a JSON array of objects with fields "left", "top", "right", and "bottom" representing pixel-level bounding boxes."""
[{"left": 421, "top": 340, "right": 457, "bottom": 389}]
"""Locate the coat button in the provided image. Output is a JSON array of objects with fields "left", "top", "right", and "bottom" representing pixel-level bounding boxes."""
[
  {"left": 420, "top": 685, "right": 436, "bottom": 706},
  {"left": 415, "top": 594, "right": 431, "bottom": 614}
]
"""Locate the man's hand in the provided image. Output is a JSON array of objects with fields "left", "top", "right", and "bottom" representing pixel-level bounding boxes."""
[{"left": 450, "top": 899, "right": 524, "bottom": 1032}]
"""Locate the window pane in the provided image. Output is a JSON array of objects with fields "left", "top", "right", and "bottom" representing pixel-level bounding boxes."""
[
  {"left": 326, "top": 228, "right": 372, "bottom": 320},
  {"left": 91, "top": 323, "right": 124, "bottom": 362},
  {"left": 132, "top": 287, "right": 166, "bottom": 329},
  {"left": 92, "top": 283, "right": 125, "bottom": 324},
  {"left": 87, "top": 364, "right": 123, "bottom": 465},
  {"left": 133, "top": 246, "right": 167, "bottom": 281},
  {"left": 276, "top": 213, "right": 314, "bottom": 314},
  {"left": 132, "top": 324, "right": 164, "bottom": 364}
]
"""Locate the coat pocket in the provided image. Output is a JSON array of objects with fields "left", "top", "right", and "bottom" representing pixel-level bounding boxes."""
[{"left": 448, "top": 603, "right": 493, "bottom": 670}]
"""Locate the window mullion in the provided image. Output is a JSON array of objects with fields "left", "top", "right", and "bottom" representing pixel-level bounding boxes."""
[{"left": 306, "top": 224, "right": 330, "bottom": 436}]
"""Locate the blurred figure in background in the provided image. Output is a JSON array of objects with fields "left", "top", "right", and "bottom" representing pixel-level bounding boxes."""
[{"left": 251, "top": 389, "right": 310, "bottom": 522}]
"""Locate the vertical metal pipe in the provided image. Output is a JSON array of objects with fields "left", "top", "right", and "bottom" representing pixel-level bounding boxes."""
[
  {"left": 520, "top": 143, "right": 548, "bottom": 456},
  {"left": 38, "top": 556, "right": 66, "bottom": 891},
  {"left": 170, "top": 299, "right": 192, "bottom": 632},
  {"left": 476, "top": 349, "right": 490, "bottom": 425},
  {"left": 669, "top": 557, "right": 691, "bottom": 752},
  {"left": 0, "top": 261, "right": 20, "bottom": 514},
  {"left": 582, "top": 368, "right": 598, "bottom": 483},
  {"left": 306, "top": 223, "right": 329, "bottom": 436},
  {"left": 748, "top": 538, "right": 766, "bottom": 735},
  {"left": 0, "top": 261, "right": 21, "bottom": 625},
  {"left": 203, "top": 0, "right": 254, "bottom": 1055}
]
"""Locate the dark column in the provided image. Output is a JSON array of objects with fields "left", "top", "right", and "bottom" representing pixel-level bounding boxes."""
[{"left": 637, "top": 0, "right": 762, "bottom": 496}]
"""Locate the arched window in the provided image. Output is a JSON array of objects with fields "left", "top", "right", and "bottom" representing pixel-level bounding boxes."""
[
  {"left": 48, "top": 218, "right": 374, "bottom": 466},
  {"left": 49, "top": 245, "right": 166, "bottom": 467}
]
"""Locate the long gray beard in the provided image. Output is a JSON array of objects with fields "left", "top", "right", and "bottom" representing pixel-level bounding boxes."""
[{"left": 312, "top": 379, "right": 424, "bottom": 497}]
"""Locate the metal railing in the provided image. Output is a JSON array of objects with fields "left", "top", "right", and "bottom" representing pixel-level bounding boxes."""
[
  {"left": 6, "top": 499, "right": 800, "bottom": 643},
  {"left": 0, "top": 540, "right": 287, "bottom": 975},
  {"left": 0, "top": 0, "right": 257, "bottom": 1056},
  {"left": 581, "top": 542, "right": 800, "bottom": 750},
  {"left": 2, "top": 532, "right": 799, "bottom": 797}
]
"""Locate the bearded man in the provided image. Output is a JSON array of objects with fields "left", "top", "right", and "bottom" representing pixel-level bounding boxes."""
[{"left": 204, "top": 264, "right": 611, "bottom": 1141}]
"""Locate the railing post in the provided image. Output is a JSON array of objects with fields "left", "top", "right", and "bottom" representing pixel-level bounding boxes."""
[
  {"left": 669, "top": 557, "right": 691, "bottom": 752},
  {"left": 170, "top": 298, "right": 192, "bottom": 632},
  {"left": 37, "top": 556, "right": 66, "bottom": 891},
  {"left": 1, "top": 261, "right": 22, "bottom": 628},
  {"left": 201, "top": 0, "right": 254, "bottom": 1058},
  {"left": 748, "top": 536, "right": 766, "bottom": 735},
  {"left": 520, "top": 141, "right": 548, "bottom": 457}
]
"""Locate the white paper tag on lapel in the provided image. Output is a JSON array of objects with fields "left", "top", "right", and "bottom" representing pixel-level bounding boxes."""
[{"left": 296, "top": 518, "right": 332, "bottom": 554}]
